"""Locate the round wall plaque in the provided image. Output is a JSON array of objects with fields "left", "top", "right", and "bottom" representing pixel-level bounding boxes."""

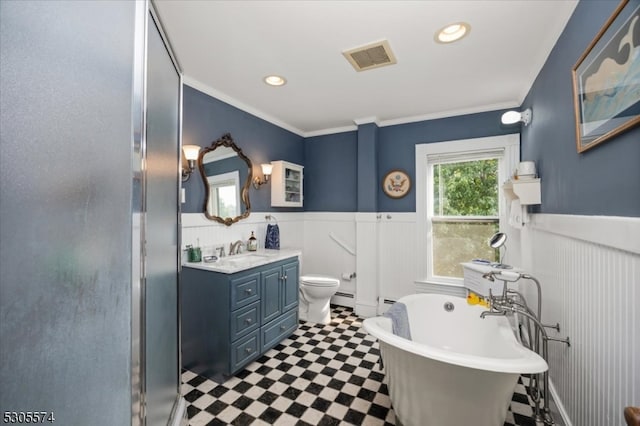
[{"left": 382, "top": 170, "right": 411, "bottom": 198}]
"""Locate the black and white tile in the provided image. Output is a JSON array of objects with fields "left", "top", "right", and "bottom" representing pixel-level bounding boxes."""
[{"left": 182, "top": 306, "right": 543, "bottom": 425}]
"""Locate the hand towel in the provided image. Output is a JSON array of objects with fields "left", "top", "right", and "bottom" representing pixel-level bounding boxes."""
[
  {"left": 509, "top": 199, "right": 524, "bottom": 229},
  {"left": 265, "top": 224, "right": 280, "bottom": 249},
  {"left": 383, "top": 302, "right": 412, "bottom": 340}
]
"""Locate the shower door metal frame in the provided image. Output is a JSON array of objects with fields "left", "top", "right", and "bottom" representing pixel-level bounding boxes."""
[{"left": 131, "top": 1, "right": 184, "bottom": 424}]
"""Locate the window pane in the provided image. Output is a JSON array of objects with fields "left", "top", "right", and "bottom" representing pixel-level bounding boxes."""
[
  {"left": 433, "top": 159, "right": 498, "bottom": 216},
  {"left": 216, "top": 185, "right": 237, "bottom": 218},
  {"left": 432, "top": 220, "right": 500, "bottom": 278}
]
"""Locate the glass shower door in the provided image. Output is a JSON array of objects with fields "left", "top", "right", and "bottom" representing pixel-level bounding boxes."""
[{"left": 143, "top": 10, "right": 181, "bottom": 425}]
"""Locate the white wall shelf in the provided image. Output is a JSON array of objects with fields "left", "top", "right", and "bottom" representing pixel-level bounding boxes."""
[
  {"left": 271, "top": 160, "right": 303, "bottom": 207},
  {"left": 503, "top": 178, "right": 541, "bottom": 205}
]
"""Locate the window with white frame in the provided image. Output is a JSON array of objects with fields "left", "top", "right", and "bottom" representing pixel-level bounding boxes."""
[
  {"left": 206, "top": 170, "right": 240, "bottom": 218},
  {"left": 416, "top": 134, "right": 519, "bottom": 286}
]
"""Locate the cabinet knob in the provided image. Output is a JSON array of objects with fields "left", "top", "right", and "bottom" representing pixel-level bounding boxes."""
[
  {"left": 280, "top": 275, "right": 288, "bottom": 281},
  {"left": 245, "top": 288, "right": 253, "bottom": 295},
  {"left": 245, "top": 318, "right": 252, "bottom": 324},
  {"left": 280, "top": 325, "right": 286, "bottom": 331},
  {"left": 245, "top": 347, "right": 252, "bottom": 354}
]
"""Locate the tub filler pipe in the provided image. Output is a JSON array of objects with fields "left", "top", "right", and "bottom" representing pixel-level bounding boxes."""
[
  {"left": 482, "top": 273, "right": 571, "bottom": 426},
  {"left": 485, "top": 304, "right": 551, "bottom": 424}
]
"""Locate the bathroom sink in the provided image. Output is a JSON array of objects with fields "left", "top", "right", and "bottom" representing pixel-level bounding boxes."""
[
  {"left": 183, "top": 248, "right": 301, "bottom": 275},
  {"left": 219, "top": 253, "right": 270, "bottom": 265}
]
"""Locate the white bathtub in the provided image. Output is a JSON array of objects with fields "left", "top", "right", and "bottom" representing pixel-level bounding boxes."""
[{"left": 363, "top": 293, "right": 547, "bottom": 426}]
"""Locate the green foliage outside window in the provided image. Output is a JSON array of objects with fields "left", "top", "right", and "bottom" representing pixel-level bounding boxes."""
[
  {"left": 433, "top": 159, "right": 498, "bottom": 216},
  {"left": 432, "top": 158, "right": 500, "bottom": 278}
]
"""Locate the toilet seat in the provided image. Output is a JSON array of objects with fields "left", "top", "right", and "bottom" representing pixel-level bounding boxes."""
[{"left": 301, "top": 275, "right": 340, "bottom": 287}]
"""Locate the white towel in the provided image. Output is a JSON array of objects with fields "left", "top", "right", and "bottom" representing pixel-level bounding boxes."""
[
  {"left": 383, "top": 302, "right": 412, "bottom": 340},
  {"left": 509, "top": 199, "right": 524, "bottom": 229}
]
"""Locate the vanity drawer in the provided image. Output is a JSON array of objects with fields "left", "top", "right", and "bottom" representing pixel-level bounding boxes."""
[
  {"left": 231, "top": 301, "right": 260, "bottom": 341},
  {"left": 231, "top": 330, "right": 260, "bottom": 372},
  {"left": 230, "top": 272, "right": 260, "bottom": 310},
  {"left": 261, "top": 310, "right": 298, "bottom": 352}
]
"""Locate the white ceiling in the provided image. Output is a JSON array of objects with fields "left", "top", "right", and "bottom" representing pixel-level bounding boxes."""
[{"left": 153, "top": 0, "right": 578, "bottom": 137}]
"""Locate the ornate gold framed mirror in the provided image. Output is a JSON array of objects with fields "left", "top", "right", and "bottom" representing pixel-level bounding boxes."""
[{"left": 198, "top": 133, "right": 252, "bottom": 226}]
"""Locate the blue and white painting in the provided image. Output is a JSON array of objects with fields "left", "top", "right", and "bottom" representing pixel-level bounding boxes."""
[{"left": 577, "top": 2, "right": 640, "bottom": 147}]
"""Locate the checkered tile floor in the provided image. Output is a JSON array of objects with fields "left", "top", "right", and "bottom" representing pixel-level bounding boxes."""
[{"left": 182, "top": 306, "right": 541, "bottom": 426}]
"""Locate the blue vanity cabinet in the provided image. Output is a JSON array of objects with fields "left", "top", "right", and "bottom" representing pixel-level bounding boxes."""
[
  {"left": 261, "top": 265, "right": 283, "bottom": 324},
  {"left": 181, "top": 256, "right": 299, "bottom": 383},
  {"left": 260, "top": 259, "right": 299, "bottom": 352}
]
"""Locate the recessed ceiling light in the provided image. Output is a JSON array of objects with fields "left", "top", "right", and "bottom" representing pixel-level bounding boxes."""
[
  {"left": 435, "top": 22, "right": 471, "bottom": 44},
  {"left": 263, "top": 75, "right": 287, "bottom": 86}
]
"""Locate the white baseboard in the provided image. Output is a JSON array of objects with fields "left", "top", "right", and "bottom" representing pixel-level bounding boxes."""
[
  {"left": 548, "top": 379, "right": 572, "bottom": 426},
  {"left": 355, "top": 302, "right": 378, "bottom": 318}
]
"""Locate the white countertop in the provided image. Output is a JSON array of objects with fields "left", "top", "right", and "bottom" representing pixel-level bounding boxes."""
[{"left": 182, "top": 248, "right": 301, "bottom": 274}]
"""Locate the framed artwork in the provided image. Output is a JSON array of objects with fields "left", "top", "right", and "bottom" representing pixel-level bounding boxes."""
[
  {"left": 571, "top": 0, "right": 640, "bottom": 153},
  {"left": 382, "top": 170, "right": 411, "bottom": 198}
]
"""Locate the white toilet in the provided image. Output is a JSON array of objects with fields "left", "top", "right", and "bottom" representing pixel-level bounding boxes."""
[{"left": 299, "top": 275, "right": 340, "bottom": 324}]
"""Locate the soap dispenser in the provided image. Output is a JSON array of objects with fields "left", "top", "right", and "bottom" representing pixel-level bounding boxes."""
[{"left": 247, "top": 231, "right": 257, "bottom": 251}]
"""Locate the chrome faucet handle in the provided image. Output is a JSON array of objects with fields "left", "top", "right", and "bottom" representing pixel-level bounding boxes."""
[{"left": 216, "top": 246, "right": 226, "bottom": 257}]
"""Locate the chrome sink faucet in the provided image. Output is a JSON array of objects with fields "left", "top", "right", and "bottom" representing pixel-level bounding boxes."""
[{"left": 229, "top": 240, "right": 245, "bottom": 255}]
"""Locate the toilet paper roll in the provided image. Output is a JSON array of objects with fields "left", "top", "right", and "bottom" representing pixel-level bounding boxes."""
[{"left": 341, "top": 273, "right": 352, "bottom": 281}]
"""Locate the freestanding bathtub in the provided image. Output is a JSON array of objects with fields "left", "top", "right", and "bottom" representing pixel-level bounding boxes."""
[{"left": 363, "top": 293, "right": 547, "bottom": 426}]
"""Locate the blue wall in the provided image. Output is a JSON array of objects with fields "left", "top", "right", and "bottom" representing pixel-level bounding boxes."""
[
  {"left": 304, "top": 131, "right": 358, "bottom": 211},
  {"left": 303, "top": 111, "right": 515, "bottom": 213},
  {"left": 377, "top": 111, "right": 516, "bottom": 212},
  {"left": 521, "top": 0, "right": 640, "bottom": 217},
  {"left": 185, "top": 0, "right": 639, "bottom": 218},
  {"left": 184, "top": 86, "right": 514, "bottom": 215},
  {"left": 357, "top": 123, "right": 379, "bottom": 212},
  {"left": 182, "top": 85, "right": 304, "bottom": 213}
]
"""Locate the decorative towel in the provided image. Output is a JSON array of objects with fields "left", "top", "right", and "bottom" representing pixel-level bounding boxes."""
[
  {"left": 265, "top": 224, "right": 280, "bottom": 249},
  {"left": 383, "top": 302, "right": 412, "bottom": 340}
]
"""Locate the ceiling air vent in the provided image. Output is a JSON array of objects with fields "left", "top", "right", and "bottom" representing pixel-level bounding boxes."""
[{"left": 342, "top": 40, "right": 397, "bottom": 72}]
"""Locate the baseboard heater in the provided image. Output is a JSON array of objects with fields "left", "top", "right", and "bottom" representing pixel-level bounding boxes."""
[
  {"left": 335, "top": 291, "right": 354, "bottom": 299},
  {"left": 377, "top": 297, "right": 397, "bottom": 314}
]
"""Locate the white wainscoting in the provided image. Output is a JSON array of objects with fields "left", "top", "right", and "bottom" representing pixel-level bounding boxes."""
[
  {"left": 302, "top": 212, "right": 420, "bottom": 317},
  {"left": 181, "top": 212, "right": 304, "bottom": 258},
  {"left": 522, "top": 214, "right": 640, "bottom": 426},
  {"left": 377, "top": 213, "right": 418, "bottom": 309},
  {"left": 303, "top": 213, "right": 357, "bottom": 301},
  {"left": 354, "top": 213, "right": 379, "bottom": 316}
]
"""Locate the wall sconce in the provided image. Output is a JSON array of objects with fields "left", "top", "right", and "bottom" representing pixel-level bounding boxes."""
[
  {"left": 501, "top": 108, "right": 532, "bottom": 126},
  {"left": 181, "top": 144, "right": 200, "bottom": 182},
  {"left": 253, "top": 163, "right": 273, "bottom": 189}
]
